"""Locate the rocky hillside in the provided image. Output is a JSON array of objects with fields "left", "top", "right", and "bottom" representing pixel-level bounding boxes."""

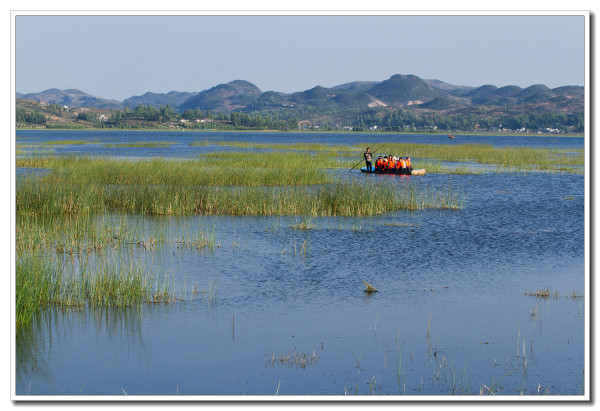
[
  {"left": 18, "top": 74, "right": 584, "bottom": 127},
  {"left": 17, "top": 88, "right": 123, "bottom": 109}
]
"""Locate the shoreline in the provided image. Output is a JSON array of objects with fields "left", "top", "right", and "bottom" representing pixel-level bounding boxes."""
[{"left": 15, "top": 127, "right": 585, "bottom": 138}]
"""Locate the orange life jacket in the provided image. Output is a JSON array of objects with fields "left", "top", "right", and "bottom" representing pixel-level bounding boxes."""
[
  {"left": 406, "top": 158, "right": 411, "bottom": 168},
  {"left": 399, "top": 159, "right": 406, "bottom": 168},
  {"left": 387, "top": 159, "right": 395, "bottom": 169},
  {"left": 376, "top": 159, "right": 382, "bottom": 168}
]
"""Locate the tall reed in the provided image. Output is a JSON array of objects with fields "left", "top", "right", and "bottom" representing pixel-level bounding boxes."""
[
  {"left": 15, "top": 248, "right": 174, "bottom": 327},
  {"left": 17, "top": 155, "right": 461, "bottom": 217}
]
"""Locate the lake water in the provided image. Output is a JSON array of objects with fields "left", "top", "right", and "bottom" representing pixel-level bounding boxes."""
[{"left": 14, "top": 130, "right": 586, "bottom": 398}]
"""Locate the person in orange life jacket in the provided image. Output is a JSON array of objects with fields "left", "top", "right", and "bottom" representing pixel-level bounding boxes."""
[
  {"left": 375, "top": 156, "right": 383, "bottom": 170},
  {"left": 364, "top": 147, "right": 373, "bottom": 172},
  {"left": 386, "top": 155, "right": 396, "bottom": 171},
  {"left": 406, "top": 157, "right": 412, "bottom": 173},
  {"left": 398, "top": 157, "right": 406, "bottom": 173}
]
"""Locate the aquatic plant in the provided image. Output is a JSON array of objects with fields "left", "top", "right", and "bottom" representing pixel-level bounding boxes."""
[
  {"left": 290, "top": 217, "right": 315, "bottom": 230},
  {"left": 266, "top": 349, "right": 319, "bottom": 369},
  {"left": 189, "top": 140, "right": 212, "bottom": 146},
  {"left": 525, "top": 289, "right": 551, "bottom": 298},
  {"left": 15, "top": 254, "right": 56, "bottom": 327},
  {"left": 15, "top": 213, "right": 199, "bottom": 327},
  {"left": 16, "top": 157, "right": 462, "bottom": 217},
  {"left": 15, "top": 250, "right": 174, "bottom": 327},
  {"left": 35, "top": 140, "right": 91, "bottom": 146},
  {"left": 104, "top": 141, "right": 174, "bottom": 147},
  {"left": 352, "top": 142, "right": 584, "bottom": 168}
]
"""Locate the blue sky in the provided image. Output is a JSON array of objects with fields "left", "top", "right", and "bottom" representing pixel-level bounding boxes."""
[{"left": 15, "top": 14, "right": 585, "bottom": 100}]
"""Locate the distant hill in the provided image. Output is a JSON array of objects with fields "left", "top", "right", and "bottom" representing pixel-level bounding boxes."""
[
  {"left": 516, "top": 84, "right": 552, "bottom": 100},
  {"left": 552, "top": 86, "right": 584, "bottom": 97},
  {"left": 179, "top": 80, "right": 262, "bottom": 113},
  {"left": 367, "top": 74, "right": 442, "bottom": 106},
  {"left": 332, "top": 81, "right": 380, "bottom": 92},
  {"left": 423, "top": 79, "right": 475, "bottom": 94},
  {"left": 19, "top": 88, "right": 123, "bottom": 109},
  {"left": 123, "top": 91, "right": 199, "bottom": 109},
  {"left": 17, "top": 74, "right": 584, "bottom": 132},
  {"left": 418, "top": 96, "right": 465, "bottom": 110}
]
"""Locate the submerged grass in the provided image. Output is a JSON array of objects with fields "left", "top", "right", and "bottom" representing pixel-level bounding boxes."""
[{"left": 104, "top": 141, "right": 174, "bottom": 148}]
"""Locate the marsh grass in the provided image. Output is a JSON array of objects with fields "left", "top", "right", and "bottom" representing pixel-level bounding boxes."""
[
  {"left": 104, "top": 142, "right": 174, "bottom": 148},
  {"left": 354, "top": 143, "right": 584, "bottom": 168},
  {"left": 411, "top": 160, "right": 482, "bottom": 175},
  {"left": 35, "top": 140, "right": 91, "bottom": 146},
  {"left": 201, "top": 150, "right": 354, "bottom": 170},
  {"left": 525, "top": 289, "right": 552, "bottom": 298},
  {"left": 266, "top": 349, "right": 319, "bottom": 369},
  {"left": 524, "top": 289, "right": 584, "bottom": 300},
  {"left": 15, "top": 254, "right": 55, "bottom": 327},
  {"left": 290, "top": 217, "right": 315, "bottom": 230},
  {"left": 189, "top": 140, "right": 212, "bottom": 146},
  {"left": 17, "top": 155, "right": 462, "bottom": 217},
  {"left": 15, "top": 148, "right": 462, "bottom": 326},
  {"left": 214, "top": 141, "right": 354, "bottom": 154},
  {"left": 15, "top": 251, "right": 173, "bottom": 327},
  {"left": 209, "top": 141, "right": 583, "bottom": 173},
  {"left": 15, "top": 213, "right": 215, "bottom": 326},
  {"left": 16, "top": 146, "right": 56, "bottom": 156},
  {"left": 17, "top": 154, "right": 333, "bottom": 187}
]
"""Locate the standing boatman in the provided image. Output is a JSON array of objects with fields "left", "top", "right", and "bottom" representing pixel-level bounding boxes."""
[{"left": 364, "top": 147, "right": 373, "bottom": 172}]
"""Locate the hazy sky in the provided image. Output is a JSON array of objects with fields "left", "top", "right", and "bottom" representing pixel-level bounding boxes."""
[{"left": 15, "top": 14, "right": 585, "bottom": 100}]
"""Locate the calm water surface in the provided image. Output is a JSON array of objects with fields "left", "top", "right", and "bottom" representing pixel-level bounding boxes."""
[{"left": 15, "top": 131, "right": 585, "bottom": 397}]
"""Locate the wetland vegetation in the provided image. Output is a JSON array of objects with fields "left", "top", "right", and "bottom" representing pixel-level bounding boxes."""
[
  {"left": 15, "top": 139, "right": 583, "bottom": 326},
  {"left": 15, "top": 146, "right": 463, "bottom": 326}
]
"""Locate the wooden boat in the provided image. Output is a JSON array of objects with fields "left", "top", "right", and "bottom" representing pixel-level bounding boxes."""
[{"left": 360, "top": 166, "right": 426, "bottom": 176}]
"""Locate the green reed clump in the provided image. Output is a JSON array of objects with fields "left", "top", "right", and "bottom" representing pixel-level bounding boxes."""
[
  {"left": 35, "top": 140, "right": 91, "bottom": 146},
  {"left": 104, "top": 141, "right": 174, "bottom": 148},
  {"left": 17, "top": 151, "right": 462, "bottom": 217},
  {"left": 217, "top": 141, "right": 584, "bottom": 172},
  {"left": 57, "top": 261, "right": 171, "bottom": 308},
  {"left": 215, "top": 141, "right": 358, "bottom": 155},
  {"left": 16, "top": 247, "right": 175, "bottom": 327},
  {"left": 353, "top": 142, "right": 584, "bottom": 168},
  {"left": 202, "top": 150, "right": 353, "bottom": 170},
  {"left": 17, "top": 155, "right": 333, "bottom": 187},
  {"left": 17, "top": 172, "right": 462, "bottom": 217},
  {"left": 411, "top": 160, "right": 482, "bottom": 174},
  {"left": 189, "top": 140, "right": 212, "bottom": 146},
  {"left": 16, "top": 254, "right": 56, "bottom": 327}
]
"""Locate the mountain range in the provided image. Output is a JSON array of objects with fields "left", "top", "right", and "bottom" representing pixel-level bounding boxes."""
[{"left": 17, "top": 74, "right": 584, "bottom": 122}]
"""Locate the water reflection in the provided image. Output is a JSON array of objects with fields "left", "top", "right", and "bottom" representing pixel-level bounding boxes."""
[{"left": 16, "top": 306, "right": 148, "bottom": 391}]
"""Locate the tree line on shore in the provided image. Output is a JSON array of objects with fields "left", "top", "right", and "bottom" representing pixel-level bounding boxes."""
[{"left": 16, "top": 102, "right": 584, "bottom": 133}]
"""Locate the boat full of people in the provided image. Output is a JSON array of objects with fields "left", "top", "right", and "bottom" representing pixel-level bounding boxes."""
[{"left": 360, "top": 154, "right": 425, "bottom": 175}]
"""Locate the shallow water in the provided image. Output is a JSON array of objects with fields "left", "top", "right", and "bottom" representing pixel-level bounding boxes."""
[
  {"left": 15, "top": 129, "right": 584, "bottom": 160},
  {"left": 14, "top": 131, "right": 586, "bottom": 397}
]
